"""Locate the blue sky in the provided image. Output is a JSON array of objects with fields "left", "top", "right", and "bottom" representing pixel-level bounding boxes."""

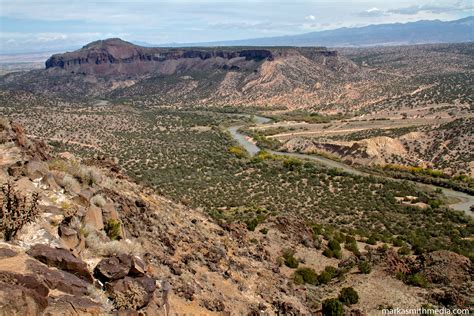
[{"left": 0, "top": 0, "right": 472, "bottom": 54}]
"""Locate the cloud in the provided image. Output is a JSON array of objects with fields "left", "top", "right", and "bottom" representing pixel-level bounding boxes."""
[
  {"left": 0, "top": 32, "right": 130, "bottom": 53},
  {"left": 357, "top": 7, "right": 387, "bottom": 17},
  {"left": 388, "top": 2, "right": 473, "bottom": 15},
  {"left": 357, "top": 1, "right": 473, "bottom": 18},
  {"left": 305, "top": 15, "right": 316, "bottom": 21}
]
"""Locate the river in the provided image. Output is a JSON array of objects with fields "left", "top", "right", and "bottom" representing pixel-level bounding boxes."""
[{"left": 227, "top": 114, "right": 474, "bottom": 216}]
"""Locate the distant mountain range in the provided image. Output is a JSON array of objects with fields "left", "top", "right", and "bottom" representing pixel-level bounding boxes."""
[{"left": 162, "top": 16, "right": 474, "bottom": 48}]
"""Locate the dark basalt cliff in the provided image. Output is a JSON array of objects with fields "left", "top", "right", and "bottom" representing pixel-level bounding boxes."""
[
  {"left": 45, "top": 39, "right": 275, "bottom": 75},
  {"left": 44, "top": 38, "right": 337, "bottom": 77},
  {"left": 1, "top": 38, "right": 354, "bottom": 102}
]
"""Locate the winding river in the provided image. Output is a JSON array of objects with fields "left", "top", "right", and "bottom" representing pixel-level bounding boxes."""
[{"left": 227, "top": 114, "right": 474, "bottom": 216}]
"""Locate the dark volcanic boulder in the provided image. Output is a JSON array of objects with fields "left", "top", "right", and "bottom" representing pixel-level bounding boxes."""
[
  {"left": 0, "top": 282, "right": 48, "bottom": 315},
  {"left": 0, "top": 271, "right": 49, "bottom": 315},
  {"left": 94, "top": 257, "right": 130, "bottom": 283},
  {"left": 27, "top": 259, "right": 90, "bottom": 296},
  {"left": 45, "top": 295, "right": 103, "bottom": 315},
  {"left": 27, "top": 244, "right": 93, "bottom": 283},
  {"left": 0, "top": 247, "right": 17, "bottom": 259}
]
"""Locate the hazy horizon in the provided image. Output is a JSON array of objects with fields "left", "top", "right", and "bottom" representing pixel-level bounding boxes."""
[{"left": 1, "top": 0, "right": 473, "bottom": 54}]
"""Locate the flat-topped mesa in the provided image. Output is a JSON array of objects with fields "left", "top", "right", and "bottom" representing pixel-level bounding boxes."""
[{"left": 44, "top": 38, "right": 337, "bottom": 76}]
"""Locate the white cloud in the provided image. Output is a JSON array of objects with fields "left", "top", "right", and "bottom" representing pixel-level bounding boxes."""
[
  {"left": 305, "top": 15, "right": 316, "bottom": 21},
  {"left": 357, "top": 7, "right": 387, "bottom": 17}
]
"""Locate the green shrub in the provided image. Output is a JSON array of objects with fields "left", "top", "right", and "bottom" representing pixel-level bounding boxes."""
[
  {"left": 104, "top": 219, "right": 122, "bottom": 241},
  {"left": 328, "top": 239, "right": 341, "bottom": 251},
  {"left": 358, "top": 260, "right": 372, "bottom": 274},
  {"left": 398, "top": 246, "right": 410, "bottom": 255},
  {"left": 294, "top": 267, "right": 318, "bottom": 285},
  {"left": 366, "top": 235, "right": 377, "bottom": 245},
  {"left": 407, "top": 273, "right": 428, "bottom": 288},
  {"left": 345, "top": 242, "right": 360, "bottom": 256},
  {"left": 259, "top": 227, "right": 268, "bottom": 235},
  {"left": 339, "top": 287, "right": 359, "bottom": 305},
  {"left": 282, "top": 249, "right": 299, "bottom": 269},
  {"left": 228, "top": 146, "right": 247, "bottom": 159},
  {"left": 393, "top": 237, "right": 404, "bottom": 247},
  {"left": 293, "top": 273, "right": 305, "bottom": 285},
  {"left": 246, "top": 218, "right": 259, "bottom": 231},
  {"left": 322, "top": 248, "right": 334, "bottom": 258},
  {"left": 428, "top": 199, "right": 441, "bottom": 209},
  {"left": 322, "top": 298, "right": 343, "bottom": 316},
  {"left": 318, "top": 271, "right": 332, "bottom": 284},
  {"left": 345, "top": 235, "right": 356, "bottom": 244},
  {"left": 283, "top": 158, "right": 303, "bottom": 171}
]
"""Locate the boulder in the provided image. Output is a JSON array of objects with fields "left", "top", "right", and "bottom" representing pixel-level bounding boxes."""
[
  {"left": 129, "top": 256, "right": 146, "bottom": 277},
  {"left": 0, "top": 247, "right": 17, "bottom": 259},
  {"left": 7, "top": 161, "right": 25, "bottom": 177},
  {"left": 14, "top": 176, "right": 37, "bottom": 194},
  {"left": 27, "top": 260, "right": 90, "bottom": 296},
  {"left": 26, "top": 160, "right": 49, "bottom": 180},
  {"left": 0, "top": 282, "right": 48, "bottom": 315},
  {"left": 42, "top": 173, "right": 60, "bottom": 191},
  {"left": 83, "top": 205, "right": 104, "bottom": 231},
  {"left": 73, "top": 189, "right": 94, "bottom": 207},
  {"left": 44, "top": 295, "right": 103, "bottom": 315},
  {"left": 0, "top": 270, "right": 49, "bottom": 297},
  {"left": 94, "top": 257, "right": 130, "bottom": 283},
  {"left": 27, "top": 244, "right": 93, "bottom": 283},
  {"left": 58, "top": 224, "right": 80, "bottom": 251},
  {"left": 0, "top": 270, "right": 49, "bottom": 315},
  {"left": 105, "top": 276, "right": 156, "bottom": 310}
]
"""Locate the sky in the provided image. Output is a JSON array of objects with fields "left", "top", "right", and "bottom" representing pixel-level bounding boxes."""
[{"left": 0, "top": 0, "right": 472, "bottom": 54}]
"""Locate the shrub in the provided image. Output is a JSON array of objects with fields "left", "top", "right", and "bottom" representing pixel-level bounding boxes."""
[
  {"left": 104, "top": 219, "right": 122, "bottom": 241},
  {"left": 345, "top": 242, "right": 360, "bottom": 256},
  {"left": 84, "top": 229, "right": 142, "bottom": 256},
  {"left": 339, "top": 287, "right": 359, "bottom": 305},
  {"left": 294, "top": 267, "right": 318, "bottom": 285},
  {"left": 78, "top": 166, "right": 102, "bottom": 186},
  {"left": 283, "top": 158, "right": 302, "bottom": 171},
  {"left": 366, "top": 235, "right": 377, "bottom": 245},
  {"left": 318, "top": 270, "right": 333, "bottom": 284},
  {"left": 328, "top": 239, "right": 341, "bottom": 251},
  {"left": 322, "top": 248, "right": 334, "bottom": 258},
  {"left": 0, "top": 182, "right": 39, "bottom": 241},
  {"left": 358, "top": 260, "right": 372, "bottom": 274},
  {"left": 407, "top": 273, "right": 428, "bottom": 288},
  {"left": 91, "top": 195, "right": 107, "bottom": 207},
  {"left": 398, "top": 246, "right": 410, "bottom": 255},
  {"left": 63, "top": 174, "right": 80, "bottom": 192},
  {"left": 393, "top": 237, "right": 404, "bottom": 247},
  {"left": 293, "top": 273, "right": 305, "bottom": 285},
  {"left": 282, "top": 249, "right": 299, "bottom": 269},
  {"left": 228, "top": 146, "right": 247, "bottom": 159},
  {"left": 246, "top": 218, "right": 259, "bottom": 231},
  {"left": 322, "top": 298, "right": 343, "bottom": 316},
  {"left": 324, "top": 266, "right": 337, "bottom": 276},
  {"left": 259, "top": 228, "right": 268, "bottom": 235}
]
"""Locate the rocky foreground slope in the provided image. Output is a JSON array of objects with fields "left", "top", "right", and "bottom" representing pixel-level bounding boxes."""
[{"left": 0, "top": 118, "right": 472, "bottom": 314}]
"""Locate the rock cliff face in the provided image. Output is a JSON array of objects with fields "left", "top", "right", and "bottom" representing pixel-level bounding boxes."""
[
  {"left": 44, "top": 39, "right": 279, "bottom": 76},
  {"left": 2, "top": 38, "right": 357, "bottom": 105}
]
